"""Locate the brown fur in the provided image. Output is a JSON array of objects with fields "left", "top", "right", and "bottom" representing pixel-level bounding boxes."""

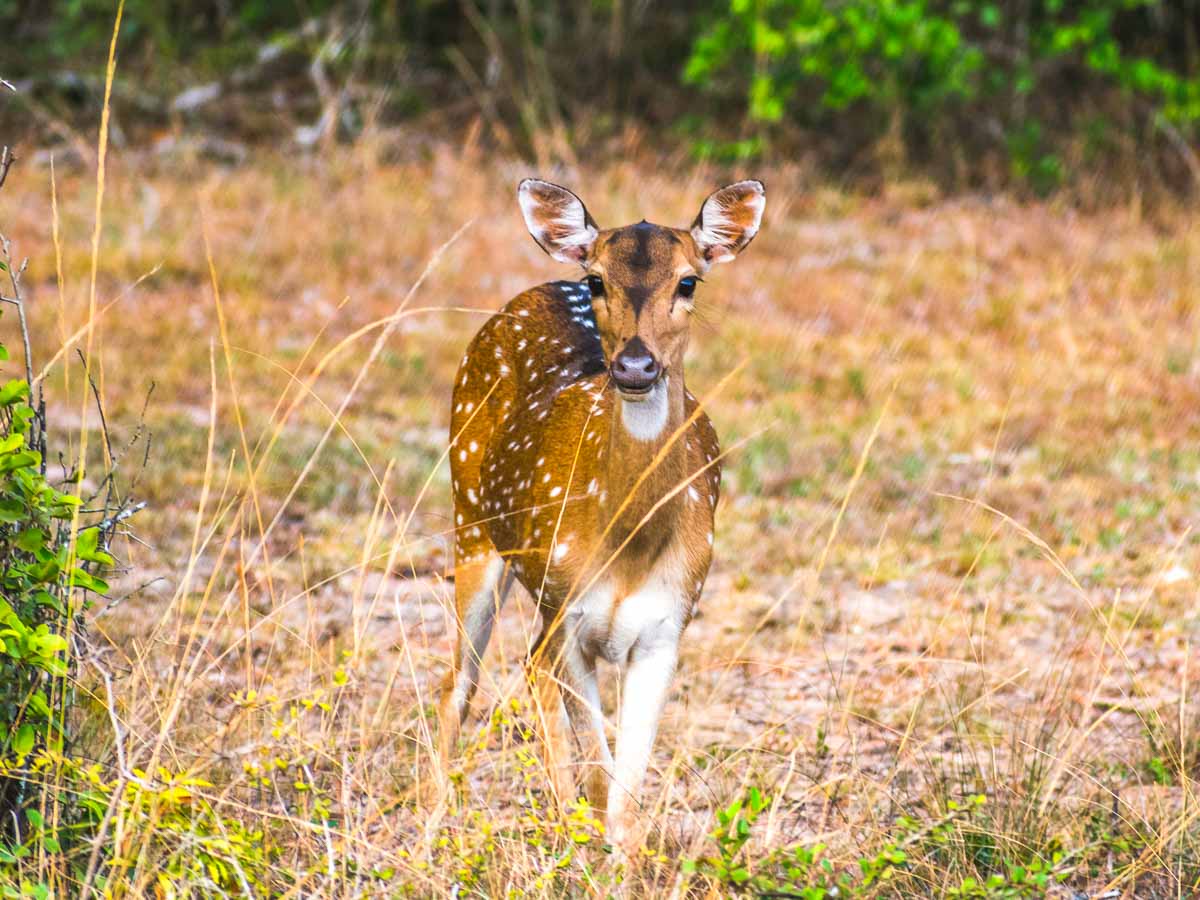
[{"left": 448, "top": 275, "right": 720, "bottom": 607}]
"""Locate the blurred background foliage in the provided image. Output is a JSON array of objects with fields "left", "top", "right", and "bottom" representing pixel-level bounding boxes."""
[{"left": 2, "top": 0, "right": 1200, "bottom": 195}]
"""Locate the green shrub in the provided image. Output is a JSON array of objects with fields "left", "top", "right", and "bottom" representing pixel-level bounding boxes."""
[
  {"left": 0, "top": 188, "right": 127, "bottom": 896},
  {"left": 683, "top": 788, "right": 1084, "bottom": 897},
  {"left": 0, "top": 349, "right": 109, "bottom": 825},
  {"left": 686, "top": 0, "right": 1200, "bottom": 189}
]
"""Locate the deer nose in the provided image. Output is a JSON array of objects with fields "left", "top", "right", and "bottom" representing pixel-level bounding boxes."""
[{"left": 610, "top": 337, "right": 662, "bottom": 393}]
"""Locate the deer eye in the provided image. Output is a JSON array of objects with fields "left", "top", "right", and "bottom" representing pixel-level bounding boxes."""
[
  {"left": 677, "top": 277, "right": 697, "bottom": 299},
  {"left": 584, "top": 274, "right": 605, "bottom": 297}
]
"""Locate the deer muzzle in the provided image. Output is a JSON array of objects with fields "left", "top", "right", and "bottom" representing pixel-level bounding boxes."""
[{"left": 610, "top": 336, "right": 662, "bottom": 398}]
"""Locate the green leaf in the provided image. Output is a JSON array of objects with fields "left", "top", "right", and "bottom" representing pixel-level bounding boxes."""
[
  {"left": 0, "top": 596, "right": 21, "bottom": 623},
  {"left": 28, "top": 689, "right": 51, "bottom": 718},
  {"left": 77, "top": 528, "right": 115, "bottom": 565},
  {"left": 0, "top": 379, "right": 29, "bottom": 406},
  {"left": 16, "top": 528, "right": 47, "bottom": 553},
  {"left": 28, "top": 557, "right": 61, "bottom": 583},
  {"left": 29, "top": 629, "right": 68, "bottom": 658},
  {"left": 0, "top": 498, "right": 23, "bottom": 522},
  {"left": 0, "top": 450, "right": 40, "bottom": 474},
  {"left": 13, "top": 723, "right": 35, "bottom": 755},
  {"left": 70, "top": 568, "right": 109, "bottom": 594},
  {"left": 33, "top": 590, "right": 63, "bottom": 613},
  {"left": 748, "top": 786, "right": 766, "bottom": 813}
]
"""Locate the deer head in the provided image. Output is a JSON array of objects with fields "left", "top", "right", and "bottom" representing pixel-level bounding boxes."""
[{"left": 517, "top": 178, "right": 765, "bottom": 401}]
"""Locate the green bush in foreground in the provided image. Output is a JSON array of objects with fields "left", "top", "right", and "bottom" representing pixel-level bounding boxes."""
[
  {"left": 0, "top": 185, "right": 279, "bottom": 897},
  {"left": 0, "top": 352, "right": 100, "bottom": 819},
  {"left": 0, "top": 246, "right": 118, "bottom": 894}
]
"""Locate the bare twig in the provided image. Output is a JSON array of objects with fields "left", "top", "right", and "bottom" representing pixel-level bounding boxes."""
[
  {"left": 0, "top": 226, "right": 44, "bottom": 469},
  {"left": 0, "top": 237, "right": 34, "bottom": 389},
  {"left": 91, "top": 501, "right": 147, "bottom": 535},
  {"left": 94, "top": 576, "right": 167, "bottom": 617},
  {"left": 76, "top": 349, "right": 115, "bottom": 464},
  {"left": 0, "top": 146, "right": 15, "bottom": 191}
]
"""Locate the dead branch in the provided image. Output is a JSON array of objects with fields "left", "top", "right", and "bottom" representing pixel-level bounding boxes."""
[
  {"left": 0, "top": 146, "right": 14, "bottom": 191},
  {"left": 0, "top": 233, "right": 36, "bottom": 391}
]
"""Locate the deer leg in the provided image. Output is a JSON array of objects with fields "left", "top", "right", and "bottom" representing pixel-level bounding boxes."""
[
  {"left": 573, "top": 659, "right": 614, "bottom": 814},
  {"left": 438, "top": 552, "right": 512, "bottom": 766},
  {"left": 528, "top": 622, "right": 578, "bottom": 814},
  {"left": 528, "top": 616, "right": 612, "bottom": 816},
  {"left": 607, "top": 628, "right": 680, "bottom": 850}
]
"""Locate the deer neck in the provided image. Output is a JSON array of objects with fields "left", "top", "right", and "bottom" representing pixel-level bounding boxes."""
[{"left": 600, "top": 372, "right": 687, "bottom": 560}]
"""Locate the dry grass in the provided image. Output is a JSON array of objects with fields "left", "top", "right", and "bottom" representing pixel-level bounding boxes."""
[{"left": 4, "top": 135, "right": 1200, "bottom": 896}]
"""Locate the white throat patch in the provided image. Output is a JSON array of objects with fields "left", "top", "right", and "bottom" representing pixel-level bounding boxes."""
[{"left": 620, "top": 377, "right": 670, "bottom": 442}]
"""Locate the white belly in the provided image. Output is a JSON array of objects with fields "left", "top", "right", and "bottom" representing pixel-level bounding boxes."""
[{"left": 568, "top": 571, "right": 685, "bottom": 665}]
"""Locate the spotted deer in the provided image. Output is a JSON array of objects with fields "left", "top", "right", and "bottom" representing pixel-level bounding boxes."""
[{"left": 438, "top": 178, "right": 765, "bottom": 846}]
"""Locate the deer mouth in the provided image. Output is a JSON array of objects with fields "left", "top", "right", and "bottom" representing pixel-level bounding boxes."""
[
  {"left": 616, "top": 382, "right": 655, "bottom": 400},
  {"left": 613, "top": 373, "right": 666, "bottom": 403}
]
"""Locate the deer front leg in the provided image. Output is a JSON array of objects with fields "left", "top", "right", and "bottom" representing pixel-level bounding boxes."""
[{"left": 607, "top": 628, "right": 680, "bottom": 851}]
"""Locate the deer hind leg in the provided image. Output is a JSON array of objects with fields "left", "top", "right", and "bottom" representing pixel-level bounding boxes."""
[
  {"left": 573, "top": 658, "right": 614, "bottom": 815},
  {"left": 527, "top": 620, "right": 578, "bottom": 814},
  {"left": 438, "top": 550, "right": 512, "bottom": 767},
  {"left": 528, "top": 616, "right": 612, "bottom": 816}
]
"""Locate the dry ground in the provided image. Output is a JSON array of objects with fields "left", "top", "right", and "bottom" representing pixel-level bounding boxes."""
[{"left": 3, "top": 139, "right": 1200, "bottom": 896}]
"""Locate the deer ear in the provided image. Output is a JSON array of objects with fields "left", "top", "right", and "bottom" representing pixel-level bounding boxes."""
[
  {"left": 518, "top": 179, "right": 599, "bottom": 266},
  {"left": 690, "top": 180, "right": 765, "bottom": 265}
]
